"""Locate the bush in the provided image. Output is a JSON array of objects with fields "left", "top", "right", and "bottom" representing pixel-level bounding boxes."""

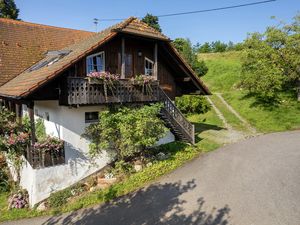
[
  {"left": 176, "top": 95, "right": 211, "bottom": 114},
  {"left": 48, "top": 188, "right": 72, "bottom": 208},
  {"left": 192, "top": 60, "right": 208, "bottom": 77},
  {"left": 83, "top": 104, "right": 167, "bottom": 161},
  {"left": 0, "top": 167, "right": 10, "bottom": 192}
]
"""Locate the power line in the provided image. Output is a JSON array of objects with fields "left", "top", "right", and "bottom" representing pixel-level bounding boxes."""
[{"left": 97, "top": 0, "right": 276, "bottom": 21}]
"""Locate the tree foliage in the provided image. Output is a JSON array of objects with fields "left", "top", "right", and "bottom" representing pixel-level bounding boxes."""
[
  {"left": 197, "top": 41, "right": 244, "bottom": 53},
  {"left": 83, "top": 104, "right": 167, "bottom": 161},
  {"left": 0, "top": 0, "right": 19, "bottom": 20},
  {"left": 175, "top": 95, "right": 211, "bottom": 114},
  {"left": 141, "top": 13, "right": 161, "bottom": 32},
  {"left": 241, "top": 14, "right": 300, "bottom": 101},
  {"left": 173, "top": 38, "right": 208, "bottom": 77}
]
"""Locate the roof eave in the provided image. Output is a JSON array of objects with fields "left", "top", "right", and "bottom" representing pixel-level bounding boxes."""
[
  {"left": 166, "top": 42, "right": 211, "bottom": 95},
  {"left": 112, "top": 29, "right": 171, "bottom": 42}
]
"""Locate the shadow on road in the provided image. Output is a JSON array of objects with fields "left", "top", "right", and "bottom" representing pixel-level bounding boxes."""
[{"left": 43, "top": 180, "right": 230, "bottom": 225}]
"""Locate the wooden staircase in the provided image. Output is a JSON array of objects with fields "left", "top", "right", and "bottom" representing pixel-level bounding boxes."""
[{"left": 158, "top": 88, "right": 195, "bottom": 144}]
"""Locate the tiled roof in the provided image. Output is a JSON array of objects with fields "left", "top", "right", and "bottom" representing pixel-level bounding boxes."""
[
  {"left": 0, "top": 18, "right": 94, "bottom": 86},
  {"left": 0, "top": 17, "right": 210, "bottom": 98},
  {"left": 113, "top": 18, "right": 169, "bottom": 41}
]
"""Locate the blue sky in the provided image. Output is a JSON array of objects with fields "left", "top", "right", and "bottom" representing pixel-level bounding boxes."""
[{"left": 15, "top": 0, "right": 299, "bottom": 44}]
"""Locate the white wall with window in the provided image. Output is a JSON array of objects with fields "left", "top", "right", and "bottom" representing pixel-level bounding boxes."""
[
  {"left": 17, "top": 100, "right": 174, "bottom": 206},
  {"left": 86, "top": 51, "right": 105, "bottom": 74}
]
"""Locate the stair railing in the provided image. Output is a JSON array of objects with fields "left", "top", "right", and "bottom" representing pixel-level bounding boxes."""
[{"left": 158, "top": 87, "right": 195, "bottom": 144}]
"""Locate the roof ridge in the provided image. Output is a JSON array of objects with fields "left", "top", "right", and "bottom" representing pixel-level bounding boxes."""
[
  {"left": 133, "top": 17, "right": 164, "bottom": 34},
  {"left": 0, "top": 18, "right": 94, "bottom": 34}
]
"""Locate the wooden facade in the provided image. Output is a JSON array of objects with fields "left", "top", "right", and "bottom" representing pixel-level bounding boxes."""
[{"left": 62, "top": 34, "right": 182, "bottom": 100}]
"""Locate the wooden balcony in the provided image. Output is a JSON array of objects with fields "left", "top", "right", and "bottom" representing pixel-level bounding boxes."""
[{"left": 59, "top": 77, "right": 160, "bottom": 105}]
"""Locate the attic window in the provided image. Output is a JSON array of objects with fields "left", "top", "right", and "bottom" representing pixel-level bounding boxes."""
[
  {"left": 86, "top": 52, "right": 105, "bottom": 74},
  {"left": 28, "top": 50, "right": 71, "bottom": 72},
  {"left": 145, "top": 57, "right": 154, "bottom": 76}
]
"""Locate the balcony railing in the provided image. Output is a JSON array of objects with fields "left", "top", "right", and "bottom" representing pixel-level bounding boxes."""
[
  {"left": 59, "top": 77, "right": 160, "bottom": 105},
  {"left": 24, "top": 145, "right": 65, "bottom": 169}
]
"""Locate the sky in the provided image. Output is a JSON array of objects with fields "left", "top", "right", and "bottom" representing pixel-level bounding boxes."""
[{"left": 15, "top": 0, "right": 299, "bottom": 44}]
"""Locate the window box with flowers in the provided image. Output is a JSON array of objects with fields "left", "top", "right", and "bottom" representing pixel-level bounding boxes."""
[
  {"left": 31, "top": 137, "right": 65, "bottom": 168},
  {"left": 86, "top": 71, "right": 120, "bottom": 102}
]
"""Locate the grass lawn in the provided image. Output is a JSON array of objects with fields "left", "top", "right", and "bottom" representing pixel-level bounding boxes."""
[
  {"left": 199, "top": 51, "right": 300, "bottom": 133},
  {"left": 223, "top": 91, "right": 300, "bottom": 133},
  {"left": 200, "top": 51, "right": 242, "bottom": 92}
]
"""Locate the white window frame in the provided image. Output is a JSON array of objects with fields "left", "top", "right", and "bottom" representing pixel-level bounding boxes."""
[
  {"left": 144, "top": 57, "right": 154, "bottom": 76},
  {"left": 86, "top": 51, "right": 105, "bottom": 74}
]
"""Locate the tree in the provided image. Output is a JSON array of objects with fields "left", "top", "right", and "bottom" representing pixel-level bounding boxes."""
[
  {"left": 198, "top": 42, "right": 212, "bottom": 53},
  {"left": 173, "top": 38, "right": 208, "bottom": 77},
  {"left": 83, "top": 104, "right": 167, "bottom": 161},
  {"left": 0, "top": 0, "right": 19, "bottom": 20},
  {"left": 141, "top": 13, "right": 161, "bottom": 32},
  {"left": 241, "top": 13, "right": 300, "bottom": 102},
  {"left": 211, "top": 41, "right": 227, "bottom": 53}
]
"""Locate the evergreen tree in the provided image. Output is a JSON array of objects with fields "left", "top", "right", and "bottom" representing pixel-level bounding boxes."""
[
  {"left": 141, "top": 13, "right": 162, "bottom": 32},
  {"left": 0, "top": 0, "right": 19, "bottom": 20}
]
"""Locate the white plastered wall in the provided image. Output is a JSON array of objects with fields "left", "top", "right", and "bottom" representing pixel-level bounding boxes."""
[
  {"left": 20, "top": 101, "right": 110, "bottom": 206},
  {"left": 19, "top": 100, "right": 175, "bottom": 206}
]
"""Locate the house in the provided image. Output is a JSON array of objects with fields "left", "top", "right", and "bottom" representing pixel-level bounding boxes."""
[{"left": 0, "top": 17, "right": 210, "bottom": 206}]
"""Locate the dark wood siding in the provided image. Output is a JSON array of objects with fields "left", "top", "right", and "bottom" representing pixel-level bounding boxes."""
[{"left": 28, "top": 34, "right": 192, "bottom": 100}]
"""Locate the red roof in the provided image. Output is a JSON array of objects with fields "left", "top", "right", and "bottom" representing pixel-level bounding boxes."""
[
  {"left": 0, "top": 17, "right": 210, "bottom": 97},
  {"left": 0, "top": 18, "right": 94, "bottom": 86}
]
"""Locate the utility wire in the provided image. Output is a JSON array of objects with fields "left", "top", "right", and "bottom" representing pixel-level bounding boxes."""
[{"left": 98, "top": 0, "right": 276, "bottom": 21}]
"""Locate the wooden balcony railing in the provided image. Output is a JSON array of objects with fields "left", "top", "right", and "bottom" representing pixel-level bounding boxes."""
[
  {"left": 59, "top": 77, "right": 160, "bottom": 105},
  {"left": 24, "top": 145, "right": 65, "bottom": 169}
]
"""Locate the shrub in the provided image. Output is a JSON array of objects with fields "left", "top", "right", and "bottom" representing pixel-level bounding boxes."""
[
  {"left": 48, "top": 188, "right": 72, "bottom": 208},
  {"left": 83, "top": 104, "right": 167, "bottom": 161},
  {"left": 175, "top": 95, "right": 211, "bottom": 114},
  {"left": 0, "top": 166, "right": 10, "bottom": 192},
  {"left": 35, "top": 118, "right": 47, "bottom": 141}
]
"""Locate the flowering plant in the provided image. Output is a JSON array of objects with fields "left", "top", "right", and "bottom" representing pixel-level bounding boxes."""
[
  {"left": 87, "top": 71, "right": 120, "bottom": 83},
  {"left": 87, "top": 71, "right": 120, "bottom": 102},
  {"left": 34, "top": 136, "right": 64, "bottom": 153},
  {"left": 8, "top": 189, "right": 29, "bottom": 209},
  {"left": 131, "top": 75, "right": 155, "bottom": 95},
  {"left": 131, "top": 74, "right": 155, "bottom": 85}
]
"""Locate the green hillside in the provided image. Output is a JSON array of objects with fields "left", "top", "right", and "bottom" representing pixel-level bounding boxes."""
[
  {"left": 200, "top": 51, "right": 242, "bottom": 92},
  {"left": 199, "top": 51, "right": 300, "bottom": 133}
]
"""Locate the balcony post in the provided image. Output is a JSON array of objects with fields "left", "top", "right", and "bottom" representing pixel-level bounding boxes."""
[
  {"left": 15, "top": 103, "right": 22, "bottom": 124},
  {"left": 121, "top": 37, "right": 125, "bottom": 79},
  {"left": 27, "top": 101, "right": 36, "bottom": 145},
  {"left": 154, "top": 42, "right": 158, "bottom": 80}
]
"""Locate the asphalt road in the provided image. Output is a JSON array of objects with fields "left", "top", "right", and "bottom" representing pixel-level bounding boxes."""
[{"left": 2, "top": 131, "right": 300, "bottom": 225}]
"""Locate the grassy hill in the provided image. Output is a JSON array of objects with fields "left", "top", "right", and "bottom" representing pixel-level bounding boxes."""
[{"left": 199, "top": 51, "right": 300, "bottom": 133}]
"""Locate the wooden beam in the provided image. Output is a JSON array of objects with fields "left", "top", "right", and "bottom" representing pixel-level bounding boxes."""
[
  {"left": 121, "top": 37, "right": 125, "bottom": 79},
  {"left": 175, "top": 77, "right": 191, "bottom": 82},
  {"left": 15, "top": 103, "right": 22, "bottom": 124},
  {"left": 154, "top": 42, "right": 158, "bottom": 80},
  {"left": 27, "top": 102, "right": 36, "bottom": 145}
]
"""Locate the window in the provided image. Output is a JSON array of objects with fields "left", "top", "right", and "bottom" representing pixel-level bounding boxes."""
[
  {"left": 145, "top": 57, "right": 154, "bottom": 76},
  {"left": 85, "top": 112, "right": 99, "bottom": 123},
  {"left": 28, "top": 50, "right": 71, "bottom": 72},
  {"left": 86, "top": 52, "right": 105, "bottom": 74},
  {"left": 45, "top": 112, "right": 50, "bottom": 121}
]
